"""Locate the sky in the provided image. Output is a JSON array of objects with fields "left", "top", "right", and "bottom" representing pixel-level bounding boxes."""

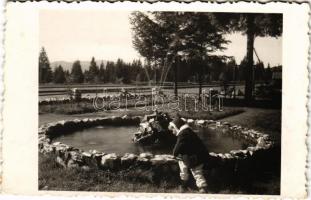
[{"left": 40, "top": 10, "right": 282, "bottom": 67}]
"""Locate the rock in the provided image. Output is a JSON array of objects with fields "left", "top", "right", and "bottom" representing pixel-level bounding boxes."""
[
  {"left": 55, "top": 144, "right": 71, "bottom": 153},
  {"left": 230, "top": 150, "right": 246, "bottom": 158},
  {"left": 232, "top": 150, "right": 249, "bottom": 157},
  {"left": 82, "top": 152, "right": 98, "bottom": 168},
  {"left": 121, "top": 153, "right": 137, "bottom": 167},
  {"left": 112, "top": 117, "right": 123, "bottom": 125},
  {"left": 73, "top": 119, "right": 81, "bottom": 124},
  {"left": 56, "top": 156, "right": 66, "bottom": 168},
  {"left": 209, "top": 152, "right": 218, "bottom": 157},
  {"left": 136, "top": 157, "right": 151, "bottom": 167},
  {"left": 217, "top": 154, "right": 226, "bottom": 159},
  {"left": 216, "top": 121, "right": 221, "bottom": 127},
  {"left": 93, "top": 152, "right": 106, "bottom": 166},
  {"left": 42, "top": 186, "right": 49, "bottom": 190},
  {"left": 257, "top": 137, "right": 266, "bottom": 148},
  {"left": 241, "top": 150, "right": 248, "bottom": 154},
  {"left": 224, "top": 153, "right": 233, "bottom": 159},
  {"left": 101, "top": 153, "right": 121, "bottom": 169},
  {"left": 207, "top": 120, "right": 215, "bottom": 124},
  {"left": 196, "top": 120, "right": 205, "bottom": 126},
  {"left": 81, "top": 166, "right": 91, "bottom": 171},
  {"left": 82, "top": 152, "right": 92, "bottom": 157},
  {"left": 154, "top": 154, "right": 175, "bottom": 159},
  {"left": 222, "top": 121, "right": 230, "bottom": 126},
  {"left": 150, "top": 157, "right": 166, "bottom": 165},
  {"left": 58, "top": 120, "right": 66, "bottom": 126},
  {"left": 82, "top": 118, "right": 90, "bottom": 123},
  {"left": 132, "top": 116, "right": 142, "bottom": 123},
  {"left": 46, "top": 123, "right": 64, "bottom": 136},
  {"left": 69, "top": 151, "right": 83, "bottom": 162},
  {"left": 139, "top": 122, "right": 151, "bottom": 132},
  {"left": 42, "top": 145, "right": 53, "bottom": 153},
  {"left": 247, "top": 146, "right": 257, "bottom": 152},
  {"left": 139, "top": 152, "right": 153, "bottom": 159},
  {"left": 67, "top": 159, "right": 79, "bottom": 169},
  {"left": 38, "top": 127, "right": 46, "bottom": 134},
  {"left": 89, "top": 149, "right": 99, "bottom": 154},
  {"left": 38, "top": 135, "right": 48, "bottom": 142},
  {"left": 89, "top": 118, "right": 96, "bottom": 122},
  {"left": 64, "top": 120, "right": 78, "bottom": 130},
  {"left": 187, "top": 119, "right": 194, "bottom": 125},
  {"left": 38, "top": 142, "right": 44, "bottom": 150}
]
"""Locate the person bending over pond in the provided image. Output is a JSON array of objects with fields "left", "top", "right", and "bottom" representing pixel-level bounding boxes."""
[{"left": 168, "top": 115, "right": 209, "bottom": 193}]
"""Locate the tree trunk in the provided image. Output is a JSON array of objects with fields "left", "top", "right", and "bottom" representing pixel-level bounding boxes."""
[
  {"left": 198, "top": 61, "right": 203, "bottom": 102},
  {"left": 245, "top": 14, "right": 255, "bottom": 102},
  {"left": 174, "top": 57, "right": 178, "bottom": 98}
]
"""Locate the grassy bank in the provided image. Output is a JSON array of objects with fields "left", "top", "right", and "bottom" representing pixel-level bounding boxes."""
[
  {"left": 39, "top": 153, "right": 181, "bottom": 192},
  {"left": 39, "top": 150, "right": 280, "bottom": 194}
]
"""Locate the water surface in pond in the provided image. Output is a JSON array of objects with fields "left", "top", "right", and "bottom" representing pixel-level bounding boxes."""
[{"left": 54, "top": 126, "right": 249, "bottom": 155}]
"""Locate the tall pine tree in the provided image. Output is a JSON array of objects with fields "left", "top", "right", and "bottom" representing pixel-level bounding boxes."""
[
  {"left": 70, "top": 60, "right": 84, "bottom": 83},
  {"left": 88, "top": 57, "right": 100, "bottom": 83},
  {"left": 39, "top": 47, "right": 53, "bottom": 83},
  {"left": 99, "top": 61, "right": 105, "bottom": 83},
  {"left": 53, "top": 65, "right": 66, "bottom": 83}
]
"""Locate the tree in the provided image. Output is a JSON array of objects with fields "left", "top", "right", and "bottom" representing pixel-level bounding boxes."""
[
  {"left": 105, "top": 61, "right": 116, "bottom": 83},
  {"left": 99, "top": 61, "right": 105, "bottom": 83},
  {"left": 216, "top": 13, "right": 282, "bottom": 101},
  {"left": 53, "top": 65, "right": 66, "bottom": 84},
  {"left": 265, "top": 63, "right": 273, "bottom": 82},
  {"left": 39, "top": 47, "right": 53, "bottom": 83},
  {"left": 238, "top": 56, "right": 248, "bottom": 82},
  {"left": 64, "top": 70, "right": 70, "bottom": 83},
  {"left": 87, "top": 57, "right": 100, "bottom": 83},
  {"left": 131, "top": 59, "right": 143, "bottom": 82},
  {"left": 227, "top": 58, "right": 237, "bottom": 81},
  {"left": 254, "top": 61, "right": 265, "bottom": 81},
  {"left": 84, "top": 70, "right": 91, "bottom": 83},
  {"left": 70, "top": 60, "right": 84, "bottom": 83},
  {"left": 130, "top": 12, "right": 229, "bottom": 98}
]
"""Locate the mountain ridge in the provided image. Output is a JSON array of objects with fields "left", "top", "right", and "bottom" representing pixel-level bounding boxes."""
[{"left": 51, "top": 60, "right": 108, "bottom": 71}]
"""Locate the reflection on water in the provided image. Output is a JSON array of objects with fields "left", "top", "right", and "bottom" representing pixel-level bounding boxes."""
[{"left": 54, "top": 126, "right": 248, "bottom": 155}]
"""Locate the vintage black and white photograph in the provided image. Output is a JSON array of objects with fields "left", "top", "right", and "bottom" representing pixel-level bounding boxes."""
[{"left": 37, "top": 10, "right": 283, "bottom": 195}]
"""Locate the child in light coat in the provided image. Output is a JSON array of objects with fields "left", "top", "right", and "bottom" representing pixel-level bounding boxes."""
[{"left": 168, "top": 116, "right": 208, "bottom": 193}]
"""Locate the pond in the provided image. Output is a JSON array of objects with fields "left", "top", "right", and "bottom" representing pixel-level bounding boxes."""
[{"left": 53, "top": 125, "right": 249, "bottom": 155}]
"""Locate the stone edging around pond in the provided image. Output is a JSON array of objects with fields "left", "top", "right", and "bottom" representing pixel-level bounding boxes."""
[{"left": 38, "top": 116, "right": 274, "bottom": 171}]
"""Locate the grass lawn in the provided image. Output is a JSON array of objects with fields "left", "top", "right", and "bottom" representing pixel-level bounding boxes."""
[
  {"left": 38, "top": 107, "right": 281, "bottom": 194},
  {"left": 219, "top": 108, "right": 281, "bottom": 144},
  {"left": 39, "top": 153, "right": 181, "bottom": 193}
]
